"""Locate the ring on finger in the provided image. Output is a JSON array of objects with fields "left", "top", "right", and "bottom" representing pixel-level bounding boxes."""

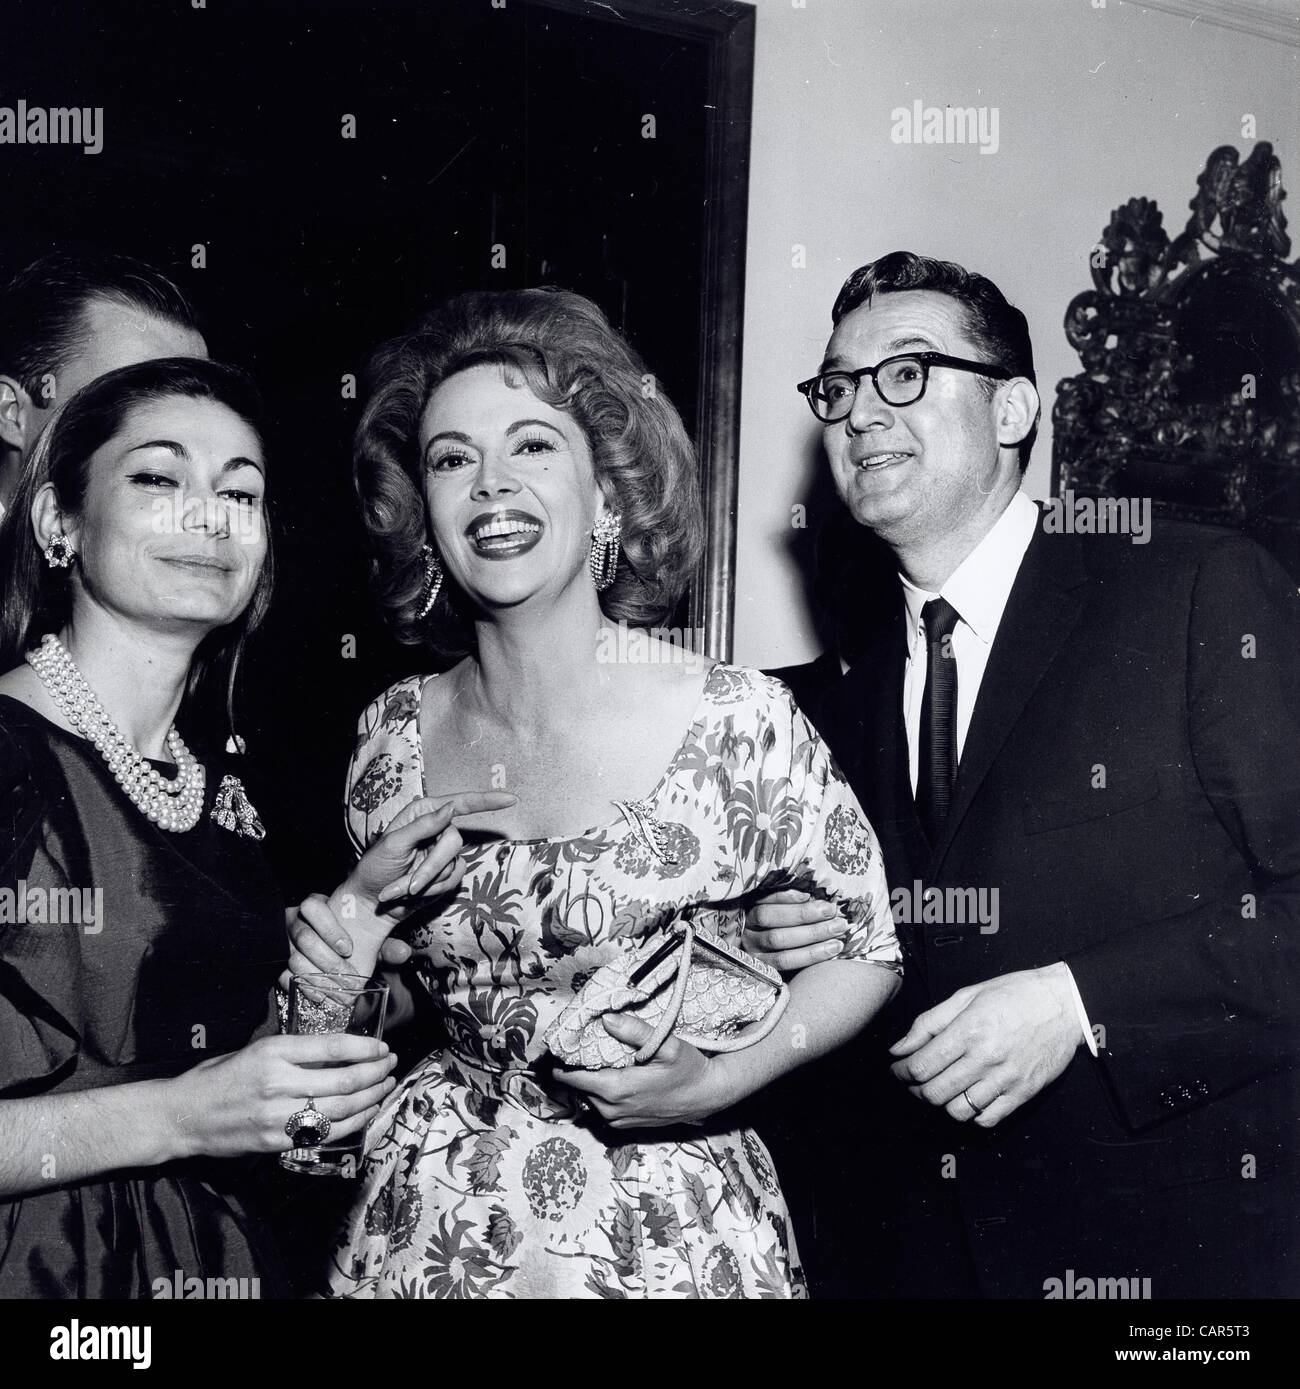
[
  {"left": 962, "top": 1087, "right": 990, "bottom": 1117},
  {"left": 285, "top": 1097, "right": 331, "bottom": 1146}
]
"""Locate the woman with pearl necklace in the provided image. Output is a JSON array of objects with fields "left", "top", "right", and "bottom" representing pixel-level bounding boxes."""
[{"left": 0, "top": 357, "right": 501, "bottom": 1297}]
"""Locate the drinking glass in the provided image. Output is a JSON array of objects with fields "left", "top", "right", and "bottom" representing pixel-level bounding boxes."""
[{"left": 278, "top": 972, "right": 389, "bottom": 1178}]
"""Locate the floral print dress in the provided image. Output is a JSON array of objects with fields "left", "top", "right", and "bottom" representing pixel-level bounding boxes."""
[{"left": 328, "top": 663, "right": 900, "bottom": 1299}]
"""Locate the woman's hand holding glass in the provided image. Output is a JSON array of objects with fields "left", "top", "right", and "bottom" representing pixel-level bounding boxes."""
[{"left": 163, "top": 1032, "right": 399, "bottom": 1159}]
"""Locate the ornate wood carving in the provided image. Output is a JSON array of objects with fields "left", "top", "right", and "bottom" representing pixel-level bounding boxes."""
[{"left": 1053, "top": 142, "right": 1300, "bottom": 578}]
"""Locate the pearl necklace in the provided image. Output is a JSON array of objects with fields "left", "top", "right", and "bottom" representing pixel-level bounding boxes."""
[{"left": 26, "top": 633, "right": 207, "bottom": 833}]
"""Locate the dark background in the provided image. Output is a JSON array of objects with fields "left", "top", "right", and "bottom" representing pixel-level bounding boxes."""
[{"left": 3, "top": 0, "right": 711, "bottom": 894}]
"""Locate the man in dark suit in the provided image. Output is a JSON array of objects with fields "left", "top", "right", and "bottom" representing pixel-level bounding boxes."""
[{"left": 746, "top": 251, "right": 1300, "bottom": 1298}]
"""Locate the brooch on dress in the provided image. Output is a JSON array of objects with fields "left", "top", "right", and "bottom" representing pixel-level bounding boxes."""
[
  {"left": 210, "top": 774, "right": 267, "bottom": 841},
  {"left": 614, "top": 797, "right": 679, "bottom": 865}
]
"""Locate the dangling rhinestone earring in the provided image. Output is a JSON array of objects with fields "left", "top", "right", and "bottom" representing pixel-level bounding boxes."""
[
  {"left": 417, "top": 544, "right": 444, "bottom": 619},
  {"left": 44, "top": 533, "right": 75, "bottom": 569},
  {"left": 589, "top": 512, "right": 622, "bottom": 591}
]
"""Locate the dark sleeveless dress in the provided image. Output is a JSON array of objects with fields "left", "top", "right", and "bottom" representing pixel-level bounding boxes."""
[{"left": 0, "top": 695, "right": 288, "bottom": 1298}]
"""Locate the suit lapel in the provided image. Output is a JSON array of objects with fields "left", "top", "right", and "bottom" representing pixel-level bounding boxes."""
[{"left": 927, "top": 524, "right": 1089, "bottom": 874}]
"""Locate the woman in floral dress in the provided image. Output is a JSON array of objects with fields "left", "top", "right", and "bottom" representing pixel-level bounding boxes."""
[{"left": 297, "top": 289, "right": 901, "bottom": 1299}]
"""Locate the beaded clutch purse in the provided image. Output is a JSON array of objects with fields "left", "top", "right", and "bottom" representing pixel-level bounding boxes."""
[{"left": 544, "top": 922, "right": 790, "bottom": 1070}]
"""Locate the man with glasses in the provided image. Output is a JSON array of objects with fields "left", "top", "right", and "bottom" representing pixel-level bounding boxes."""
[{"left": 746, "top": 251, "right": 1299, "bottom": 1298}]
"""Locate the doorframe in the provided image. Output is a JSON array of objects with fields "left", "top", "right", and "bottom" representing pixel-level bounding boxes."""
[{"left": 528, "top": 0, "right": 756, "bottom": 660}]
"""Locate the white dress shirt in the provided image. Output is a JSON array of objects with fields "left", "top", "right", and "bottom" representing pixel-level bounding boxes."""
[{"left": 898, "top": 490, "right": 1097, "bottom": 1055}]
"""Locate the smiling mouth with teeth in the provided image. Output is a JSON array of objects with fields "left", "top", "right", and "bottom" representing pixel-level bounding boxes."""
[
  {"left": 472, "top": 517, "right": 542, "bottom": 542},
  {"left": 855, "top": 451, "right": 912, "bottom": 469},
  {"left": 467, "top": 513, "right": 545, "bottom": 557}
]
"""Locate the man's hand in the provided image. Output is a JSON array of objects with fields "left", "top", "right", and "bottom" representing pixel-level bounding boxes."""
[
  {"left": 741, "top": 889, "right": 849, "bottom": 973},
  {"left": 889, "top": 964, "right": 1082, "bottom": 1128},
  {"left": 555, "top": 1016, "right": 723, "bottom": 1129}
]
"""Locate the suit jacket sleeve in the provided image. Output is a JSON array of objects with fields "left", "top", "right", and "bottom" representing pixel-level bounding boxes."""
[{"left": 1065, "top": 536, "right": 1300, "bottom": 1129}]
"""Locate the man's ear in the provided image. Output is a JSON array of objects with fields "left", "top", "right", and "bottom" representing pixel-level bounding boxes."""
[
  {"left": 0, "top": 376, "right": 31, "bottom": 454},
  {"left": 996, "top": 378, "right": 1041, "bottom": 450}
]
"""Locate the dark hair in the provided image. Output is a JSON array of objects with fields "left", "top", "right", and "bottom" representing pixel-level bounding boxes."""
[
  {"left": 831, "top": 251, "right": 1039, "bottom": 470},
  {"left": 0, "top": 357, "right": 274, "bottom": 734},
  {"left": 0, "top": 251, "right": 201, "bottom": 409},
  {"left": 354, "top": 287, "right": 704, "bottom": 656}
]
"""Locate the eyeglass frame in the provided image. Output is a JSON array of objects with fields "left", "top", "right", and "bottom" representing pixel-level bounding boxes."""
[{"left": 796, "top": 351, "right": 1014, "bottom": 422}]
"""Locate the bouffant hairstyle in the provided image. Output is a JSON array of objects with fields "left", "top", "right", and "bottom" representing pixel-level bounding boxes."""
[
  {"left": 832, "top": 251, "right": 1039, "bottom": 470},
  {"left": 353, "top": 287, "right": 704, "bottom": 655}
]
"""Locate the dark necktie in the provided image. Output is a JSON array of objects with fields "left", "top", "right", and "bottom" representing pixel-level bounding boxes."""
[{"left": 916, "top": 597, "right": 961, "bottom": 844}]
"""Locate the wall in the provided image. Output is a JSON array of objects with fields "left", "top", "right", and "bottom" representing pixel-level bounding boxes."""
[{"left": 734, "top": 0, "right": 1299, "bottom": 666}]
